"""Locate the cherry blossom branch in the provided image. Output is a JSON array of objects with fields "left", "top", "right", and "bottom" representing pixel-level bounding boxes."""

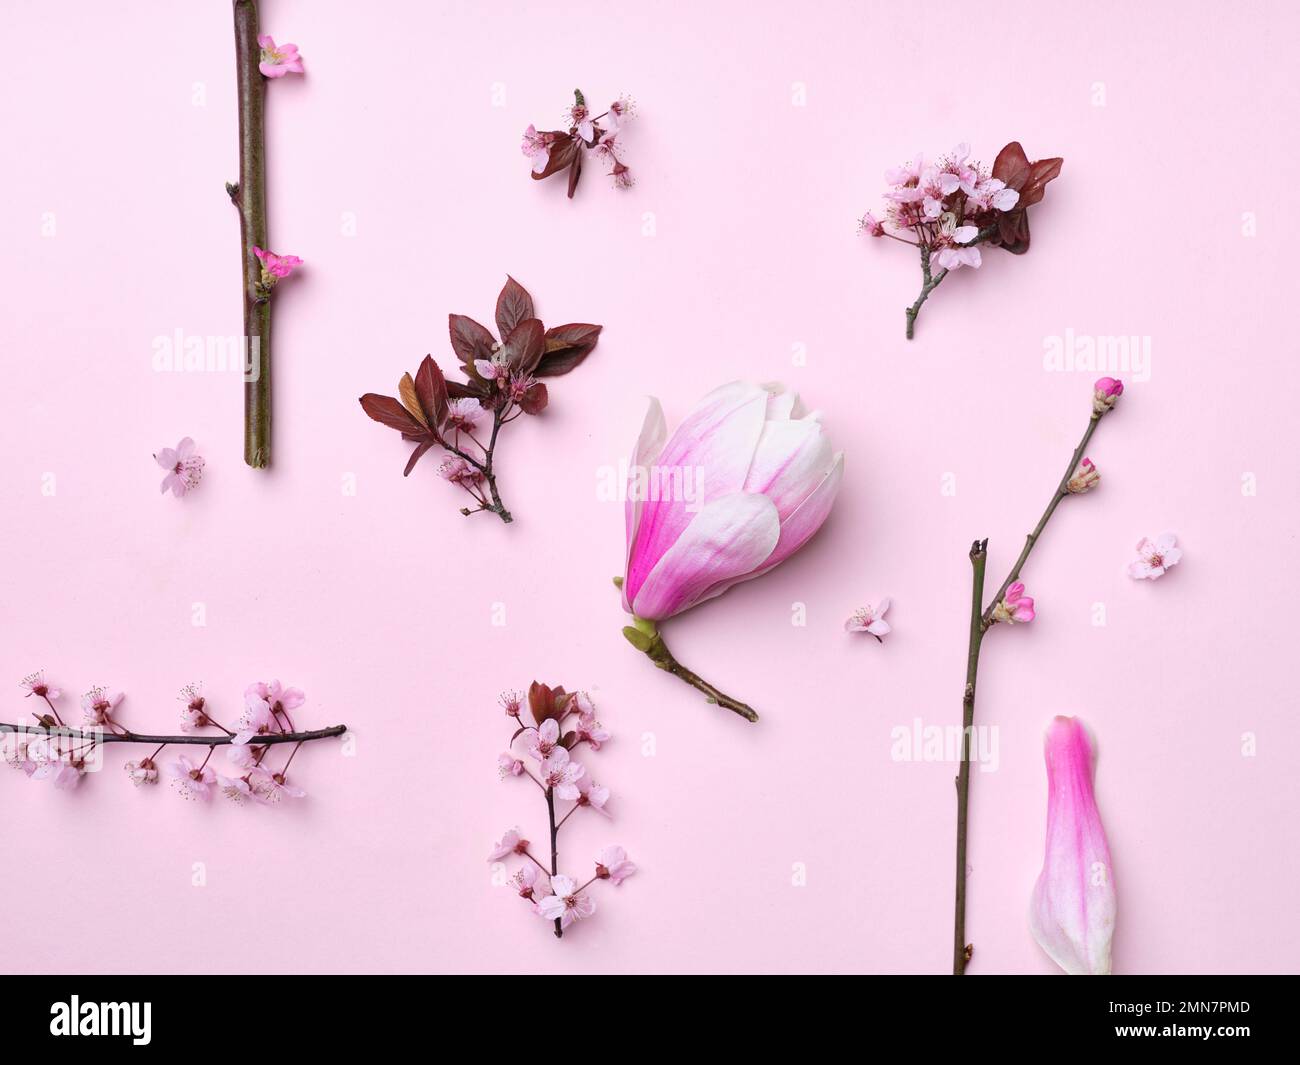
[
  {"left": 1, "top": 721, "right": 346, "bottom": 747},
  {"left": 951, "top": 382, "right": 1121, "bottom": 974},
  {"left": 229, "top": 0, "right": 271, "bottom": 468}
]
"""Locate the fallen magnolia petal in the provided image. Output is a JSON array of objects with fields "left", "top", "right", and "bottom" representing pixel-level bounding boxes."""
[{"left": 1029, "top": 716, "right": 1116, "bottom": 975}]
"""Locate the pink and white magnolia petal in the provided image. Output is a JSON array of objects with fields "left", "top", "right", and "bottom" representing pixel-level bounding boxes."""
[
  {"left": 622, "top": 396, "right": 668, "bottom": 605},
  {"left": 740, "top": 415, "right": 835, "bottom": 522},
  {"left": 623, "top": 382, "right": 770, "bottom": 606},
  {"left": 1029, "top": 716, "right": 1116, "bottom": 976},
  {"left": 629, "top": 492, "right": 781, "bottom": 621}
]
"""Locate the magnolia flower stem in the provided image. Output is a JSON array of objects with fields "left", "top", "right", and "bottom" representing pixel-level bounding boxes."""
[
  {"left": 230, "top": 0, "right": 271, "bottom": 468},
  {"left": 0, "top": 722, "right": 347, "bottom": 747},
  {"left": 545, "top": 786, "right": 563, "bottom": 939},
  {"left": 630, "top": 623, "right": 759, "bottom": 722},
  {"left": 951, "top": 407, "right": 1111, "bottom": 974}
]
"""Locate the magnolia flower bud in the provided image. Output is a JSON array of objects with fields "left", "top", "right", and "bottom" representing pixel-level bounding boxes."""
[
  {"left": 990, "top": 581, "right": 1035, "bottom": 624},
  {"left": 1066, "top": 457, "right": 1099, "bottom": 494},
  {"left": 1092, "top": 377, "right": 1123, "bottom": 415},
  {"left": 1029, "top": 716, "right": 1116, "bottom": 975}
]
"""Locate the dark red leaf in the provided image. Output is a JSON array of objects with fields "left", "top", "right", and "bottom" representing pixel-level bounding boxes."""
[
  {"left": 566, "top": 149, "right": 583, "bottom": 199},
  {"left": 519, "top": 381, "right": 548, "bottom": 415},
  {"left": 997, "top": 211, "right": 1032, "bottom": 254},
  {"left": 501, "top": 318, "right": 546, "bottom": 376},
  {"left": 495, "top": 276, "right": 536, "bottom": 339},
  {"left": 528, "top": 681, "right": 557, "bottom": 726},
  {"left": 1018, "top": 157, "right": 1063, "bottom": 208},
  {"left": 560, "top": 731, "right": 577, "bottom": 750},
  {"left": 359, "top": 394, "right": 424, "bottom": 435},
  {"left": 537, "top": 323, "right": 602, "bottom": 377},
  {"left": 415, "top": 355, "right": 449, "bottom": 427},
  {"left": 446, "top": 379, "right": 486, "bottom": 400},
  {"left": 532, "top": 134, "right": 578, "bottom": 180},
  {"left": 403, "top": 440, "right": 436, "bottom": 476},
  {"left": 448, "top": 314, "right": 496, "bottom": 367},
  {"left": 992, "top": 142, "right": 1031, "bottom": 191}
]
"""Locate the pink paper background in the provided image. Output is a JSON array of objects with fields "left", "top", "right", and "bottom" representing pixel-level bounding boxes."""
[{"left": 1, "top": 0, "right": 1297, "bottom": 975}]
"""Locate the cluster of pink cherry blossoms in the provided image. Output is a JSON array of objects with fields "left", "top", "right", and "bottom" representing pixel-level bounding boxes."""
[{"left": 489, "top": 682, "right": 636, "bottom": 937}]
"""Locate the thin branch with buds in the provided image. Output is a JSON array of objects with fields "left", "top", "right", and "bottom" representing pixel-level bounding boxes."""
[{"left": 951, "top": 382, "right": 1121, "bottom": 974}]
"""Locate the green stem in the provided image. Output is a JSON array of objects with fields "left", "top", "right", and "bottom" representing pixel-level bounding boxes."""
[{"left": 623, "top": 619, "right": 759, "bottom": 722}]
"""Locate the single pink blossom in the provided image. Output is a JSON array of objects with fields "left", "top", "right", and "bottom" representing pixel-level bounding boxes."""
[
  {"left": 535, "top": 875, "right": 596, "bottom": 929},
  {"left": 605, "top": 96, "right": 635, "bottom": 130},
  {"left": 217, "top": 773, "right": 254, "bottom": 804},
  {"left": 884, "top": 154, "right": 924, "bottom": 187},
  {"left": 610, "top": 161, "right": 634, "bottom": 190},
  {"left": 253, "top": 246, "right": 303, "bottom": 281},
  {"left": 444, "top": 397, "right": 485, "bottom": 435},
  {"left": 569, "top": 103, "right": 596, "bottom": 141},
  {"left": 257, "top": 35, "right": 304, "bottom": 78},
  {"left": 1093, "top": 377, "right": 1124, "bottom": 414},
  {"left": 178, "top": 684, "right": 211, "bottom": 732},
  {"left": 154, "top": 437, "right": 205, "bottom": 497},
  {"left": 1067, "top": 457, "right": 1100, "bottom": 494},
  {"left": 438, "top": 455, "right": 484, "bottom": 488},
  {"left": 595, "top": 845, "right": 638, "bottom": 886},
  {"left": 525, "top": 718, "right": 561, "bottom": 761},
  {"left": 166, "top": 755, "right": 216, "bottom": 801},
  {"left": 932, "top": 217, "right": 982, "bottom": 271},
  {"left": 1029, "top": 716, "right": 1116, "bottom": 975},
  {"left": 538, "top": 748, "right": 584, "bottom": 801},
  {"left": 593, "top": 132, "right": 622, "bottom": 165},
  {"left": 575, "top": 706, "right": 610, "bottom": 750},
  {"left": 845, "top": 598, "right": 892, "bottom": 640},
  {"left": 992, "top": 581, "right": 1035, "bottom": 624},
  {"left": 124, "top": 758, "right": 159, "bottom": 786},
  {"left": 4, "top": 737, "right": 39, "bottom": 776},
  {"left": 859, "top": 211, "right": 885, "bottom": 237},
  {"left": 1127, "top": 533, "right": 1182, "bottom": 580},
  {"left": 243, "top": 680, "right": 305, "bottom": 732},
  {"left": 226, "top": 743, "right": 262, "bottom": 771},
  {"left": 512, "top": 865, "right": 538, "bottom": 899},
  {"left": 251, "top": 771, "right": 306, "bottom": 804},
  {"left": 80, "top": 686, "right": 123, "bottom": 726},
  {"left": 488, "top": 828, "right": 530, "bottom": 862},
  {"left": 500, "top": 690, "right": 523, "bottom": 718},
  {"left": 21, "top": 671, "right": 61, "bottom": 701},
  {"left": 574, "top": 775, "right": 610, "bottom": 814},
  {"left": 498, "top": 752, "right": 524, "bottom": 779},
  {"left": 47, "top": 759, "right": 86, "bottom": 791},
  {"left": 622, "top": 382, "right": 843, "bottom": 621},
  {"left": 521, "top": 124, "right": 553, "bottom": 174}
]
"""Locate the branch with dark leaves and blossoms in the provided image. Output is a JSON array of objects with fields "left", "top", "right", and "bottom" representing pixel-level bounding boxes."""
[
  {"left": 489, "top": 683, "right": 636, "bottom": 939},
  {"left": 523, "top": 89, "right": 637, "bottom": 196},
  {"left": 2, "top": 674, "right": 345, "bottom": 805},
  {"left": 359, "top": 277, "right": 601, "bottom": 524},
  {"left": 860, "top": 141, "right": 1063, "bottom": 338},
  {"left": 951, "top": 377, "right": 1122, "bottom": 975}
]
